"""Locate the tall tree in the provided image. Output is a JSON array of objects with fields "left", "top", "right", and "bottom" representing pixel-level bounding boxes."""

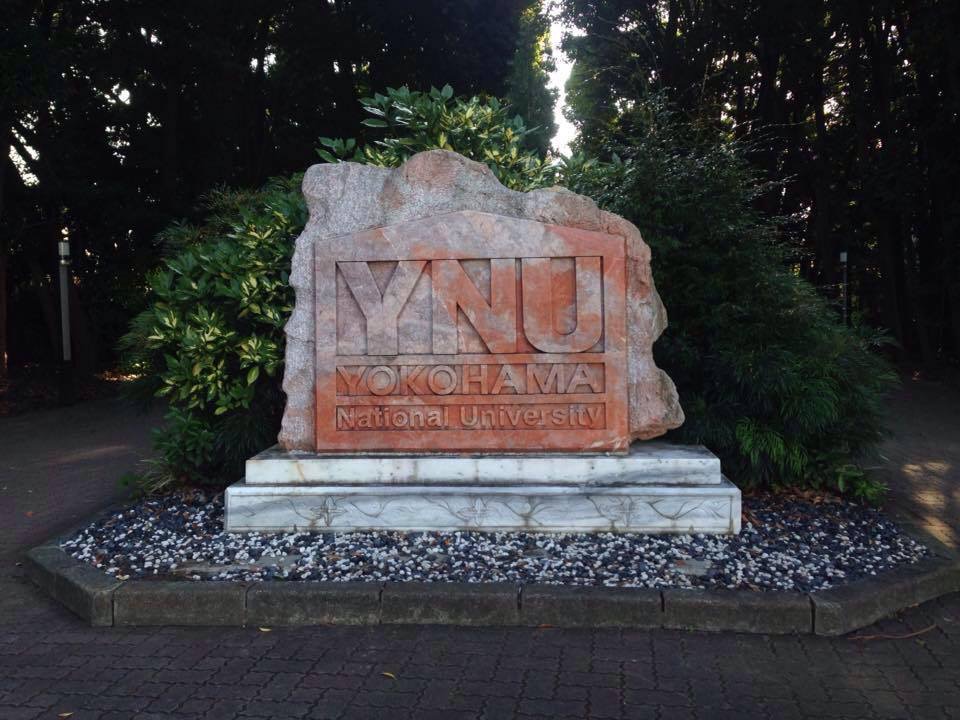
[
  {"left": 1, "top": 0, "right": 554, "bottom": 375},
  {"left": 504, "top": 1, "right": 558, "bottom": 155},
  {"left": 559, "top": 0, "right": 960, "bottom": 364}
]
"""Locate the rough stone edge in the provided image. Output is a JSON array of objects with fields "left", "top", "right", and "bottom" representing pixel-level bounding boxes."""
[
  {"left": 278, "top": 150, "right": 686, "bottom": 451},
  {"left": 24, "top": 506, "right": 960, "bottom": 632}
]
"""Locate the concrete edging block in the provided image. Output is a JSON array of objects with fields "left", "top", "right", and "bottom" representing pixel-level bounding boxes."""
[
  {"left": 55, "top": 564, "right": 120, "bottom": 627},
  {"left": 24, "top": 545, "right": 76, "bottom": 597},
  {"left": 381, "top": 582, "right": 520, "bottom": 625},
  {"left": 811, "top": 556, "right": 960, "bottom": 636},
  {"left": 24, "top": 544, "right": 119, "bottom": 627},
  {"left": 114, "top": 581, "right": 246, "bottom": 626},
  {"left": 24, "top": 507, "right": 960, "bottom": 633},
  {"left": 246, "top": 582, "right": 381, "bottom": 626},
  {"left": 663, "top": 588, "right": 813, "bottom": 634},
  {"left": 907, "top": 556, "right": 960, "bottom": 604},
  {"left": 520, "top": 584, "right": 662, "bottom": 628}
]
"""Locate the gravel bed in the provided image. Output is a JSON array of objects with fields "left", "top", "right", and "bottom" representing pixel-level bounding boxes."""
[{"left": 61, "top": 491, "right": 927, "bottom": 592}]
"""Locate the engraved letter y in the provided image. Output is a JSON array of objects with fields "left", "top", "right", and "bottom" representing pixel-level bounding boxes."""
[{"left": 338, "top": 261, "right": 426, "bottom": 355}]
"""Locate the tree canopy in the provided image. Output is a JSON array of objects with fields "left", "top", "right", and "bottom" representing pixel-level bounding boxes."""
[
  {"left": 559, "top": 0, "right": 960, "bottom": 367},
  {"left": 0, "top": 0, "right": 555, "bottom": 375}
]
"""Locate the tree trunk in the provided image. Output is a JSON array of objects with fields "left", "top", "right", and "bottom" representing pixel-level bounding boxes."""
[
  {"left": 754, "top": 26, "right": 782, "bottom": 214},
  {"left": 0, "top": 124, "right": 7, "bottom": 378},
  {"left": 811, "top": 37, "right": 834, "bottom": 290},
  {"left": 902, "top": 1, "right": 957, "bottom": 359},
  {"left": 734, "top": 51, "right": 746, "bottom": 137},
  {"left": 331, "top": 0, "right": 362, "bottom": 135},
  {"left": 950, "top": 284, "right": 960, "bottom": 358},
  {"left": 161, "top": 79, "right": 180, "bottom": 211},
  {"left": 67, "top": 279, "right": 97, "bottom": 374},
  {"left": 28, "top": 256, "right": 60, "bottom": 357},
  {"left": 0, "top": 249, "right": 7, "bottom": 378},
  {"left": 248, "top": 13, "right": 270, "bottom": 184},
  {"left": 864, "top": 10, "right": 913, "bottom": 353}
]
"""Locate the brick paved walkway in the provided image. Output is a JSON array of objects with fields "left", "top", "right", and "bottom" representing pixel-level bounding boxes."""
[
  {"left": 877, "top": 377, "right": 960, "bottom": 553},
  {"left": 1, "top": 393, "right": 958, "bottom": 719}
]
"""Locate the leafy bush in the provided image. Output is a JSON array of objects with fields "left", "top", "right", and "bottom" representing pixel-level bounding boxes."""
[
  {"left": 316, "top": 85, "right": 555, "bottom": 191},
  {"left": 124, "top": 87, "right": 895, "bottom": 500},
  {"left": 121, "top": 179, "right": 306, "bottom": 486},
  {"left": 122, "top": 87, "right": 551, "bottom": 488},
  {"left": 562, "top": 105, "right": 898, "bottom": 499}
]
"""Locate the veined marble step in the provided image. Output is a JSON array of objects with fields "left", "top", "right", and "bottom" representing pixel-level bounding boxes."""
[
  {"left": 224, "top": 477, "right": 741, "bottom": 534},
  {"left": 245, "top": 443, "right": 722, "bottom": 487}
]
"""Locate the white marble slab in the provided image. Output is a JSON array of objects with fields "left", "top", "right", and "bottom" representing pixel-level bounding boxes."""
[
  {"left": 224, "top": 477, "right": 741, "bottom": 534},
  {"left": 245, "top": 442, "right": 722, "bottom": 487}
]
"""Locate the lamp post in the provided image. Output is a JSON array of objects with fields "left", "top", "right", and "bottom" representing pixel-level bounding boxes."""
[
  {"left": 839, "top": 250, "right": 849, "bottom": 326},
  {"left": 58, "top": 234, "right": 74, "bottom": 404}
]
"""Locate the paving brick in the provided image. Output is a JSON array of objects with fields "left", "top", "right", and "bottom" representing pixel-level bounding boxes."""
[
  {"left": 517, "top": 698, "right": 589, "bottom": 717},
  {"left": 337, "top": 708, "right": 412, "bottom": 720},
  {"left": 623, "top": 688, "right": 691, "bottom": 707},
  {"left": 79, "top": 693, "right": 153, "bottom": 712},
  {"left": 588, "top": 686, "right": 623, "bottom": 718},
  {"left": 205, "top": 699, "right": 249, "bottom": 720},
  {"left": 482, "top": 696, "right": 519, "bottom": 718},
  {"left": 558, "top": 670, "right": 620, "bottom": 688},
  {"left": 242, "top": 699, "right": 313, "bottom": 717},
  {"left": 0, "top": 708, "right": 42, "bottom": 720},
  {"left": 419, "top": 684, "right": 485, "bottom": 712}
]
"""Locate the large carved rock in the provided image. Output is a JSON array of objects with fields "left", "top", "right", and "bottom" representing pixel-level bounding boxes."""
[{"left": 279, "top": 150, "right": 684, "bottom": 453}]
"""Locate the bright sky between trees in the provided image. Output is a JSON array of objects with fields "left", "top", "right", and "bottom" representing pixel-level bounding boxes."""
[{"left": 549, "top": 19, "right": 578, "bottom": 156}]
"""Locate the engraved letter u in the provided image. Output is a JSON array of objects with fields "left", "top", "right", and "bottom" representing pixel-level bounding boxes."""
[{"left": 521, "top": 257, "right": 603, "bottom": 353}]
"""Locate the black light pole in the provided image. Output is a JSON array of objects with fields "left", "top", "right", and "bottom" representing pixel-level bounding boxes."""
[
  {"left": 58, "top": 233, "right": 75, "bottom": 404},
  {"left": 839, "top": 250, "right": 849, "bottom": 326}
]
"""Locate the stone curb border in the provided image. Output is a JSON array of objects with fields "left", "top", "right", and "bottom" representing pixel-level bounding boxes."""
[{"left": 24, "top": 536, "right": 960, "bottom": 636}]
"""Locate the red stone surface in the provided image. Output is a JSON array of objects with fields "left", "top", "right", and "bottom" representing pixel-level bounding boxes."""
[
  {"left": 279, "top": 151, "right": 684, "bottom": 452},
  {"left": 314, "top": 211, "right": 630, "bottom": 453}
]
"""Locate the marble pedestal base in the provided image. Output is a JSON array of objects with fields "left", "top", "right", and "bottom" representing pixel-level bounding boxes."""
[{"left": 225, "top": 444, "right": 741, "bottom": 535}]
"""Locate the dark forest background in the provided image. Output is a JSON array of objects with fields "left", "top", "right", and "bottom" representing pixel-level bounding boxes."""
[
  {"left": 0, "top": 0, "right": 557, "bottom": 381},
  {"left": 1, "top": 0, "right": 958, "bottom": 391},
  {"left": 562, "top": 0, "right": 960, "bottom": 370}
]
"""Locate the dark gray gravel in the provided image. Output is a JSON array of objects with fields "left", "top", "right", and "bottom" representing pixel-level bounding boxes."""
[{"left": 61, "top": 491, "right": 927, "bottom": 592}]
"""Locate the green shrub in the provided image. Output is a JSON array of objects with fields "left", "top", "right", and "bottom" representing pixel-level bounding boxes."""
[
  {"left": 561, "top": 104, "right": 898, "bottom": 499},
  {"left": 121, "top": 178, "right": 306, "bottom": 486},
  {"left": 122, "top": 87, "right": 550, "bottom": 487},
  {"left": 124, "top": 87, "right": 896, "bottom": 501},
  {"left": 316, "top": 85, "right": 555, "bottom": 190}
]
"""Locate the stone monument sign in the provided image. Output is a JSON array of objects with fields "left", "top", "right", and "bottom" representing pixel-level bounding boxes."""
[
  {"left": 316, "top": 212, "right": 629, "bottom": 452},
  {"left": 225, "top": 150, "right": 741, "bottom": 534}
]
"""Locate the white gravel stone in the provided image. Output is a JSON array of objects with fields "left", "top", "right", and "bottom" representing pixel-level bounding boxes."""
[{"left": 60, "top": 491, "right": 927, "bottom": 592}]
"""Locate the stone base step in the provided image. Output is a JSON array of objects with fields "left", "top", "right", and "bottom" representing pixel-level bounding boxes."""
[
  {"left": 245, "top": 442, "right": 723, "bottom": 486},
  {"left": 224, "top": 478, "right": 742, "bottom": 534}
]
